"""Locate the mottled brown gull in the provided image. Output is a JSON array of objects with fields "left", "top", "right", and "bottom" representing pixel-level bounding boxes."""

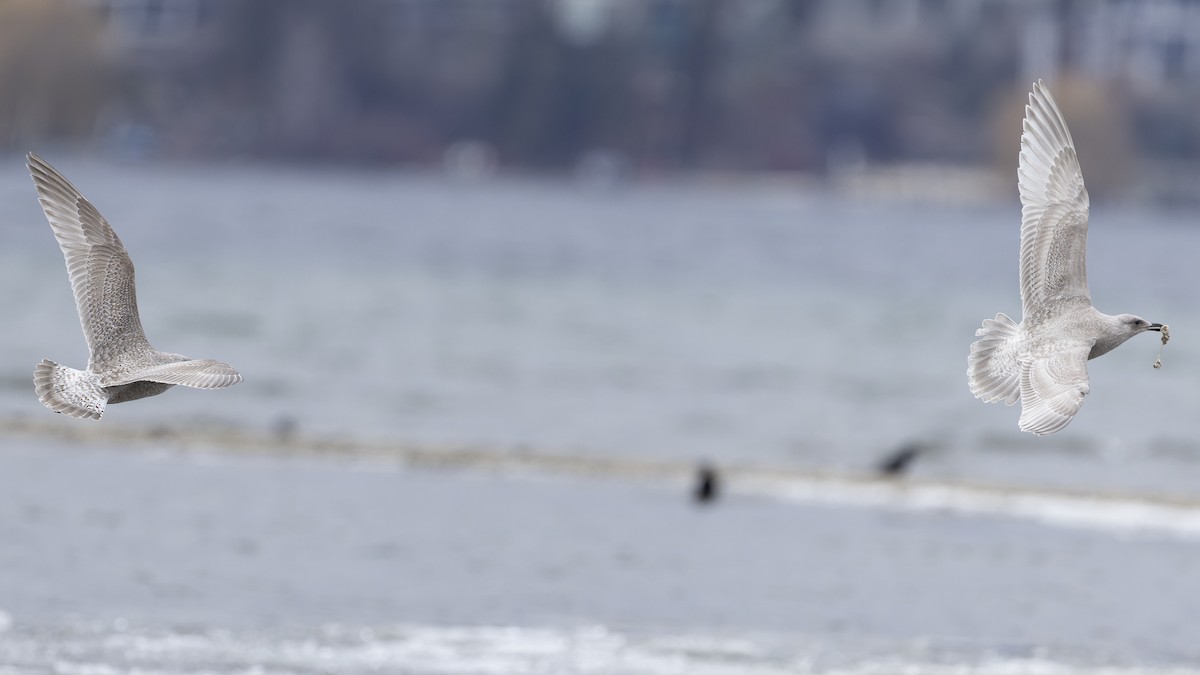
[
  {"left": 967, "top": 81, "right": 1163, "bottom": 436},
  {"left": 28, "top": 153, "right": 242, "bottom": 420}
]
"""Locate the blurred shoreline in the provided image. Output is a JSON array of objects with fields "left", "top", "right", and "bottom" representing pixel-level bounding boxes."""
[
  {"left": 12, "top": 149, "right": 1200, "bottom": 209},
  {"left": 6, "top": 415, "right": 1200, "bottom": 541}
]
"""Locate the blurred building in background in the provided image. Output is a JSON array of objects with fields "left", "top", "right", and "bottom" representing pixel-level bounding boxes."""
[{"left": 2, "top": 0, "right": 1200, "bottom": 197}]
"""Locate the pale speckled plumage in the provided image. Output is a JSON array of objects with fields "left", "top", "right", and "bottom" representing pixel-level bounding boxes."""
[
  {"left": 967, "top": 81, "right": 1162, "bottom": 436},
  {"left": 28, "top": 153, "right": 242, "bottom": 420}
]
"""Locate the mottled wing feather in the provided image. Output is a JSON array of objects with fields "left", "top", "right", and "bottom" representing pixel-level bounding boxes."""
[
  {"left": 967, "top": 312, "right": 1021, "bottom": 405},
  {"left": 1017, "top": 341, "right": 1092, "bottom": 436},
  {"left": 33, "top": 359, "right": 106, "bottom": 420},
  {"left": 1017, "top": 80, "right": 1091, "bottom": 326},
  {"left": 28, "top": 154, "right": 150, "bottom": 364},
  {"left": 110, "top": 359, "right": 243, "bottom": 389}
]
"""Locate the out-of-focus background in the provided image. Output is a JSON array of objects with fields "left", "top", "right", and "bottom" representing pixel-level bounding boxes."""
[
  {"left": 3, "top": 1, "right": 1200, "bottom": 673},
  {"left": 2, "top": 0, "right": 1200, "bottom": 198}
]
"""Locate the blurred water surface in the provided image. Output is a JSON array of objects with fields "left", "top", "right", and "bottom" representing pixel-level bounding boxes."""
[
  {"left": 1, "top": 441, "right": 1199, "bottom": 674},
  {"left": 1, "top": 156, "right": 1198, "bottom": 495},
  {"left": 2, "top": 157, "right": 1200, "bottom": 673}
]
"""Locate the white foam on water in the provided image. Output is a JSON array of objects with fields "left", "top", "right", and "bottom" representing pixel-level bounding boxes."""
[
  {"left": 744, "top": 475, "right": 1200, "bottom": 540},
  {"left": 817, "top": 659, "right": 1200, "bottom": 675},
  {"left": 0, "top": 622, "right": 1195, "bottom": 675}
]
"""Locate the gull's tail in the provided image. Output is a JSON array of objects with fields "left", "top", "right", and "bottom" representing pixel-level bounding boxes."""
[
  {"left": 33, "top": 359, "right": 107, "bottom": 420},
  {"left": 968, "top": 313, "right": 1021, "bottom": 405}
]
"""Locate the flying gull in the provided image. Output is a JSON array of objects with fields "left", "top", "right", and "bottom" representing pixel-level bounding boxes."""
[
  {"left": 967, "top": 81, "right": 1163, "bottom": 435},
  {"left": 28, "top": 153, "right": 242, "bottom": 420}
]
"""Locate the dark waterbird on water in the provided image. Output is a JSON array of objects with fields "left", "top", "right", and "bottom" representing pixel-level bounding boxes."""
[
  {"left": 876, "top": 442, "right": 924, "bottom": 477},
  {"left": 693, "top": 464, "right": 720, "bottom": 504}
]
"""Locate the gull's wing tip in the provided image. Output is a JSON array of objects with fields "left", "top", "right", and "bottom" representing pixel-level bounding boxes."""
[
  {"left": 1026, "top": 79, "right": 1055, "bottom": 113},
  {"left": 26, "top": 153, "right": 61, "bottom": 185}
]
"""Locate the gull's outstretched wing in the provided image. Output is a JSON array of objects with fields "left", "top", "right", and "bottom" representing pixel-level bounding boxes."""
[
  {"left": 1017, "top": 340, "right": 1093, "bottom": 436},
  {"left": 109, "top": 359, "right": 243, "bottom": 389},
  {"left": 28, "top": 154, "right": 150, "bottom": 365},
  {"left": 1017, "top": 80, "right": 1091, "bottom": 325}
]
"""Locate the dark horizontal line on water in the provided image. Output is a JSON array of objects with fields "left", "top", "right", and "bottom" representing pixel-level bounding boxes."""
[{"left": 1, "top": 415, "right": 1199, "bottom": 538}]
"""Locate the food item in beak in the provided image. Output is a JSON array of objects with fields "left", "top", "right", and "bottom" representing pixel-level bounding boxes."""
[{"left": 1153, "top": 324, "right": 1170, "bottom": 369}]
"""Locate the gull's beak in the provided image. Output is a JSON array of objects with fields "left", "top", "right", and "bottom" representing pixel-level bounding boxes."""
[{"left": 1147, "top": 323, "right": 1164, "bottom": 331}]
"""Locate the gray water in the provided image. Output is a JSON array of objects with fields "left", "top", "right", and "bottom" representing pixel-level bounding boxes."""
[
  {"left": 1, "top": 440, "right": 1199, "bottom": 674},
  {"left": 2, "top": 158, "right": 1198, "bottom": 489},
  {"left": 1, "top": 157, "right": 1199, "bottom": 672}
]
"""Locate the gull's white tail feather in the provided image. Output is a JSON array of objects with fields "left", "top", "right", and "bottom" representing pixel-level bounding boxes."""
[
  {"left": 968, "top": 313, "right": 1021, "bottom": 405},
  {"left": 33, "top": 359, "right": 106, "bottom": 420}
]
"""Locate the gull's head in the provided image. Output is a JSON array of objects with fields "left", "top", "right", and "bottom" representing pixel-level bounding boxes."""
[
  {"left": 1117, "top": 314, "right": 1163, "bottom": 336},
  {"left": 1092, "top": 314, "right": 1163, "bottom": 359}
]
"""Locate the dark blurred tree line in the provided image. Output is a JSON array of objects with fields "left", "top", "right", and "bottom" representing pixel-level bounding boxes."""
[
  {"left": 3, "top": 0, "right": 1200, "bottom": 188},
  {"left": 0, "top": 0, "right": 113, "bottom": 148},
  {"left": 0, "top": 0, "right": 730, "bottom": 169}
]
